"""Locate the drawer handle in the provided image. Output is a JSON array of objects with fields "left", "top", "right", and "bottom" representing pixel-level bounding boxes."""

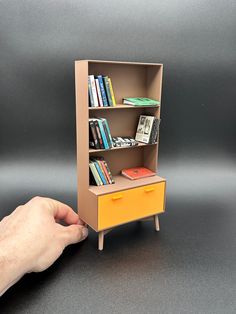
[
  {"left": 112, "top": 194, "right": 123, "bottom": 200},
  {"left": 144, "top": 187, "right": 155, "bottom": 193}
]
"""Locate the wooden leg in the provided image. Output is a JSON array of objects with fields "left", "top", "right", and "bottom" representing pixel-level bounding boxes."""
[
  {"left": 98, "top": 231, "right": 104, "bottom": 251},
  {"left": 154, "top": 214, "right": 160, "bottom": 231}
]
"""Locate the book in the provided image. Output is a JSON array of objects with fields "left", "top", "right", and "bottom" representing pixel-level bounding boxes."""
[
  {"left": 89, "top": 119, "right": 100, "bottom": 149},
  {"left": 97, "top": 75, "right": 108, "bottom": 107},
  {"left": 88, "top": 77, "right": 94, "bottom": 107},
  {"left": 96, "top": 119, "right": 109, "bottom": 149},
  {"left": 96, "top": 160, "right": 109, "bottom": 184},
  {"left": 94, "top": 119, "right": 104, "bottom": 149},
  {"left": 93, "top": 156, "right": 114, "bottom": 184},
  {"left": 89, "top": 161, "right": 103, "bottom": 185},
  {"left": 135, "top": 115, "right": 155, "bottom": 144},
  {"left": 123, "top": 97, "right": 160, "bottom": 106},
  {"left": 103, "top": 76, "right": 113, "bottom": 106},
  {"left": 92, "top": 159, "right": 107, "bottom": 185},
  {"left": 112, "top": 136, "right": 138, "bottom": 147},
  {"left": 95, "top": 78, "right": 103, "bottom": 107},
  {"left": 99, "top": 118, "right": 113, "bottom": 148},
  {"left": 149, "top": 118, "right": 160, "bottom": 144},
  {"left": 97, "top": 160, "right": 111, "bottom": 184},
  {"left": 108, "top": 77, "right": 116, "bottom": 106},
  {"left": 121, "top": 167, "right": 156, "bottom": 180},
  {"left": 88, "top": 75, "right": 99, "bottom": 107}
]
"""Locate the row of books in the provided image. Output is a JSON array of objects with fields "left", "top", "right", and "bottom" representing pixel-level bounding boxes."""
[
  {"left": 89, "top": 115, "right": 160, "bottom": 150},
  {"left": 89, "top": 161, "right": 156, "bottom": 185},
  {"left": 89, "top": 118, "right": 113, "bottom": 149},
  {"left": 89, "top": 157, "right": 114, "bottom": 186},
  {"left": 88, "top": 75, "right": 116, "bottom": 107}
]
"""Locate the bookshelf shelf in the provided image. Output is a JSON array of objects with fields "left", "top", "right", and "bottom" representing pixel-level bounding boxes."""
[
  {"left": 75, "top": 59, "right": 166, "bottom": 250},
  {"left": 89, "top": 174, "right": 165, "bottom": 196},
  {"left": 89, "top": 104, "right": 160, "bottom": 110},
  {"left": 89, "top": 142, "right": 157, "bottom": 153}
]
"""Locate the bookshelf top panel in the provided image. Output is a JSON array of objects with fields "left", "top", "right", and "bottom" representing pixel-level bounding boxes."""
[
  {"left": 89, "top": 174, "right": 165, "bottom": 196},
  {"left": 76, "top": 60, "right": 163, "bottom": 66}
]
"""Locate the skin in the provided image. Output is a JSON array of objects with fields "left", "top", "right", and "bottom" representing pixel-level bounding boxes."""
[{"left": 0, "top": 196, "right": 88, "bottom": 296}]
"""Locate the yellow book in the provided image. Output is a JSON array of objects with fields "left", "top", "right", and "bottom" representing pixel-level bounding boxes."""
[{"left": 108, "top": 77, "right": 116, "bottom": 106}]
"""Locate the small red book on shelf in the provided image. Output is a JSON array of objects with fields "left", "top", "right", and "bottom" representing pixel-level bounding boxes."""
[{"left": 121, "top": 167, "right": 156, "bottom": 180}]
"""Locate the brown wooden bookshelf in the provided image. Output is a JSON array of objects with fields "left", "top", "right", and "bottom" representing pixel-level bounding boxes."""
[{"left": 75, "top": 59, "right": 166, "bottom": 250}]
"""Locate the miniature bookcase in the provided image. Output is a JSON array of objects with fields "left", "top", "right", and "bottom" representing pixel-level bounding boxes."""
[{"left": 75, "top": 60, "right": 166, "bottom": 250}]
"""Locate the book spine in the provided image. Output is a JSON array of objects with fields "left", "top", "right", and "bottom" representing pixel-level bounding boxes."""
[
  {"left": 103, "top": 160, "right": 115, "bottom": 184},
  {"left": 95, "top": 78, "right": 103, "bottom": 107},
  {"left": 108, "top": 77, "right": 116, "bottom": 106},
  {"left": 103, "top": 118, "right": 113, "bottom": 147},
  {"left": 89, "top": 162, "right": 102, "bottom": 185},
  {"left": 97, "top": 75, "right": 108, "bottom": 106},
  {"left": 97, "top": 119, "right": 109, "bottom": 149},
  {"left": 103, "top": 76, "right": 113, "bottom": 106},
  {"left": 100, "top": 119, "right": 112, "bottom": 148},
  {"left": 97, "top": 160, "right": 109, "bottom": 184},
  {"left": 149, "top": 118, "right": 159, "bottom": 144},
  {"left": 88, "top": 77, "right": 94, "bottom": 107},
  {"left": 100, "top": 160, "right": 112, "bottom": 184},
  {"left": 93, "top": 161, "right": 107, "bottom": 185},
  {"left": 89, "top": 120, "right": 100, "bottom": 149},
  {"left": 94, "top": 119, "right": 104, "bottom": 149},
  {"left": 88, "top": 75, "right": 99, "bottom": 107}
]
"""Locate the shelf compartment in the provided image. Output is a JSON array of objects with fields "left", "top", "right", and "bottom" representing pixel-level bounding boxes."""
[
  {"left": 89, "top": 174, "right": 165, "bottom": 196},
  {"left": 89, "top": 142, "right": 157, "bottom": 153}
]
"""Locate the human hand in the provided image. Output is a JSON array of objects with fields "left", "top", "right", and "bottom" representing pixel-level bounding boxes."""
[{"left": 0, "top": 196, "right": 88, "bottom": 295}]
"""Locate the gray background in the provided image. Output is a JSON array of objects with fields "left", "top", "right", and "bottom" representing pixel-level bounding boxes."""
[{"left": 0, "top": 0, "right": 236, "bottom": 313}]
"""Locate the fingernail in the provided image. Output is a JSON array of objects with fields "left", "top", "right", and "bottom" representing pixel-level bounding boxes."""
[{"left": 81, "top": 227, "right": 88, "bottom": 239}]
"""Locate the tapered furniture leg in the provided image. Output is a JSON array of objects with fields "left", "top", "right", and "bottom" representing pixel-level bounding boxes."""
[
  {"left": 98, "top": 231, "right": 104, "bottom": 251},
  {"left": 154, "top": 214, "right": 160, "bottom": 231}
]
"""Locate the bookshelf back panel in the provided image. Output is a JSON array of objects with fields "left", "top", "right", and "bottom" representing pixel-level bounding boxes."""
[
  {"left": 89, "top": 145, "right": 157, "bottom": 176},
  {"left": 88, "top": 62, "right": 162, "bottom": 104},
  {"left": 89, "top": 107, "right": 159, "bottom": 138}
]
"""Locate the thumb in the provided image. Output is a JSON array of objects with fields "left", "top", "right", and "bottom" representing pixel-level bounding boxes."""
[{"left": 62, "top": 224, "right": 88, "bottom": 247}]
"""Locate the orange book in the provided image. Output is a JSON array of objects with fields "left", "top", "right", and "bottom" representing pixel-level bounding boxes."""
[{"left": 121, "top": 167, "right": 156, "bottom": 180}]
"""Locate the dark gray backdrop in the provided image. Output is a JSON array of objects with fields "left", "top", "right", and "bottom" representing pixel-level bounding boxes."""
[{"left": 0, "top": 1, "right": 235, "bottom": 313}]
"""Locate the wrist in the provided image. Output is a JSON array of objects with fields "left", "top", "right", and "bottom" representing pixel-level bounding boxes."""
[{"left": 0, "top": 239, "right": 30, "bottom": 295}]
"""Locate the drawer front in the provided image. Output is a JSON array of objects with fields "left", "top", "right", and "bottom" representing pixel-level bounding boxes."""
[{"left": 98, "top": 182, "right": 166, "bottom": 230}]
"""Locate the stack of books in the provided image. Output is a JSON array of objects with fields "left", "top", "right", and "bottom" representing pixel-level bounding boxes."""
[
  {"left": 135, "top": 115, "right": 160, "bottom": 144},
  {"left": 123, "top": 97, "right": 160, "bottom": 106},
  {"left": 88, "top": 75, "right": 116, "bottom": 107},
  {"left": 89, "top": 118, "right": 113, "bottom": 149},
  {"left": 112, "top": 136, "right": 138, "bottom": 147},
  {"left": 89, "top": 157, "right": 114, "bottom": 186}
]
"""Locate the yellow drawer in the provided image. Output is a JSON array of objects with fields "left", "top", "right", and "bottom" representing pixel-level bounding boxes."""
[{"left": 98, "top": 182, "right": 166, "bottom": 230}]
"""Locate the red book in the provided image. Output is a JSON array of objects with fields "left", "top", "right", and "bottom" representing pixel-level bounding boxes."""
[{"left": 121, "top": 167, "right": 156, "bottom": 180}]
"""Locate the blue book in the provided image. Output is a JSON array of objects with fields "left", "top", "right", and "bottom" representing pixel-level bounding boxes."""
[
  {"left": 97, "top": 119, "right": 109, "bottom": 149},
  {"left": 100, "top": 118, "right": 113, "bottom": 148},
  {"left": 96, "top": 75, "right": 108, "bottom": 107},
  {"left": 93, "top": 161, "right": 107, "bottom": 185}
]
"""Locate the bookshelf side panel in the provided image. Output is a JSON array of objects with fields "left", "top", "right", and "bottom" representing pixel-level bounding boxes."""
[{"left": 75, "top": 61, "right": 98, "bottom": 229}]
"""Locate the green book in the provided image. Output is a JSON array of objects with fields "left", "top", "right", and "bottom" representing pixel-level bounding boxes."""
[{"left": 123, "top": 97, "right": 160, "bottom": 106}]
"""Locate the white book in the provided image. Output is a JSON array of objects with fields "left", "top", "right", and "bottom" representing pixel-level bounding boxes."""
[
  {"left": 135, "top": 115, "right": 155, "bottom": 143},
  {"left": 95, "top": 78, "right": 103, "bottom": 107},
  {"left": 88, "top": 75, "right": 99, "bottom": 107}
]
